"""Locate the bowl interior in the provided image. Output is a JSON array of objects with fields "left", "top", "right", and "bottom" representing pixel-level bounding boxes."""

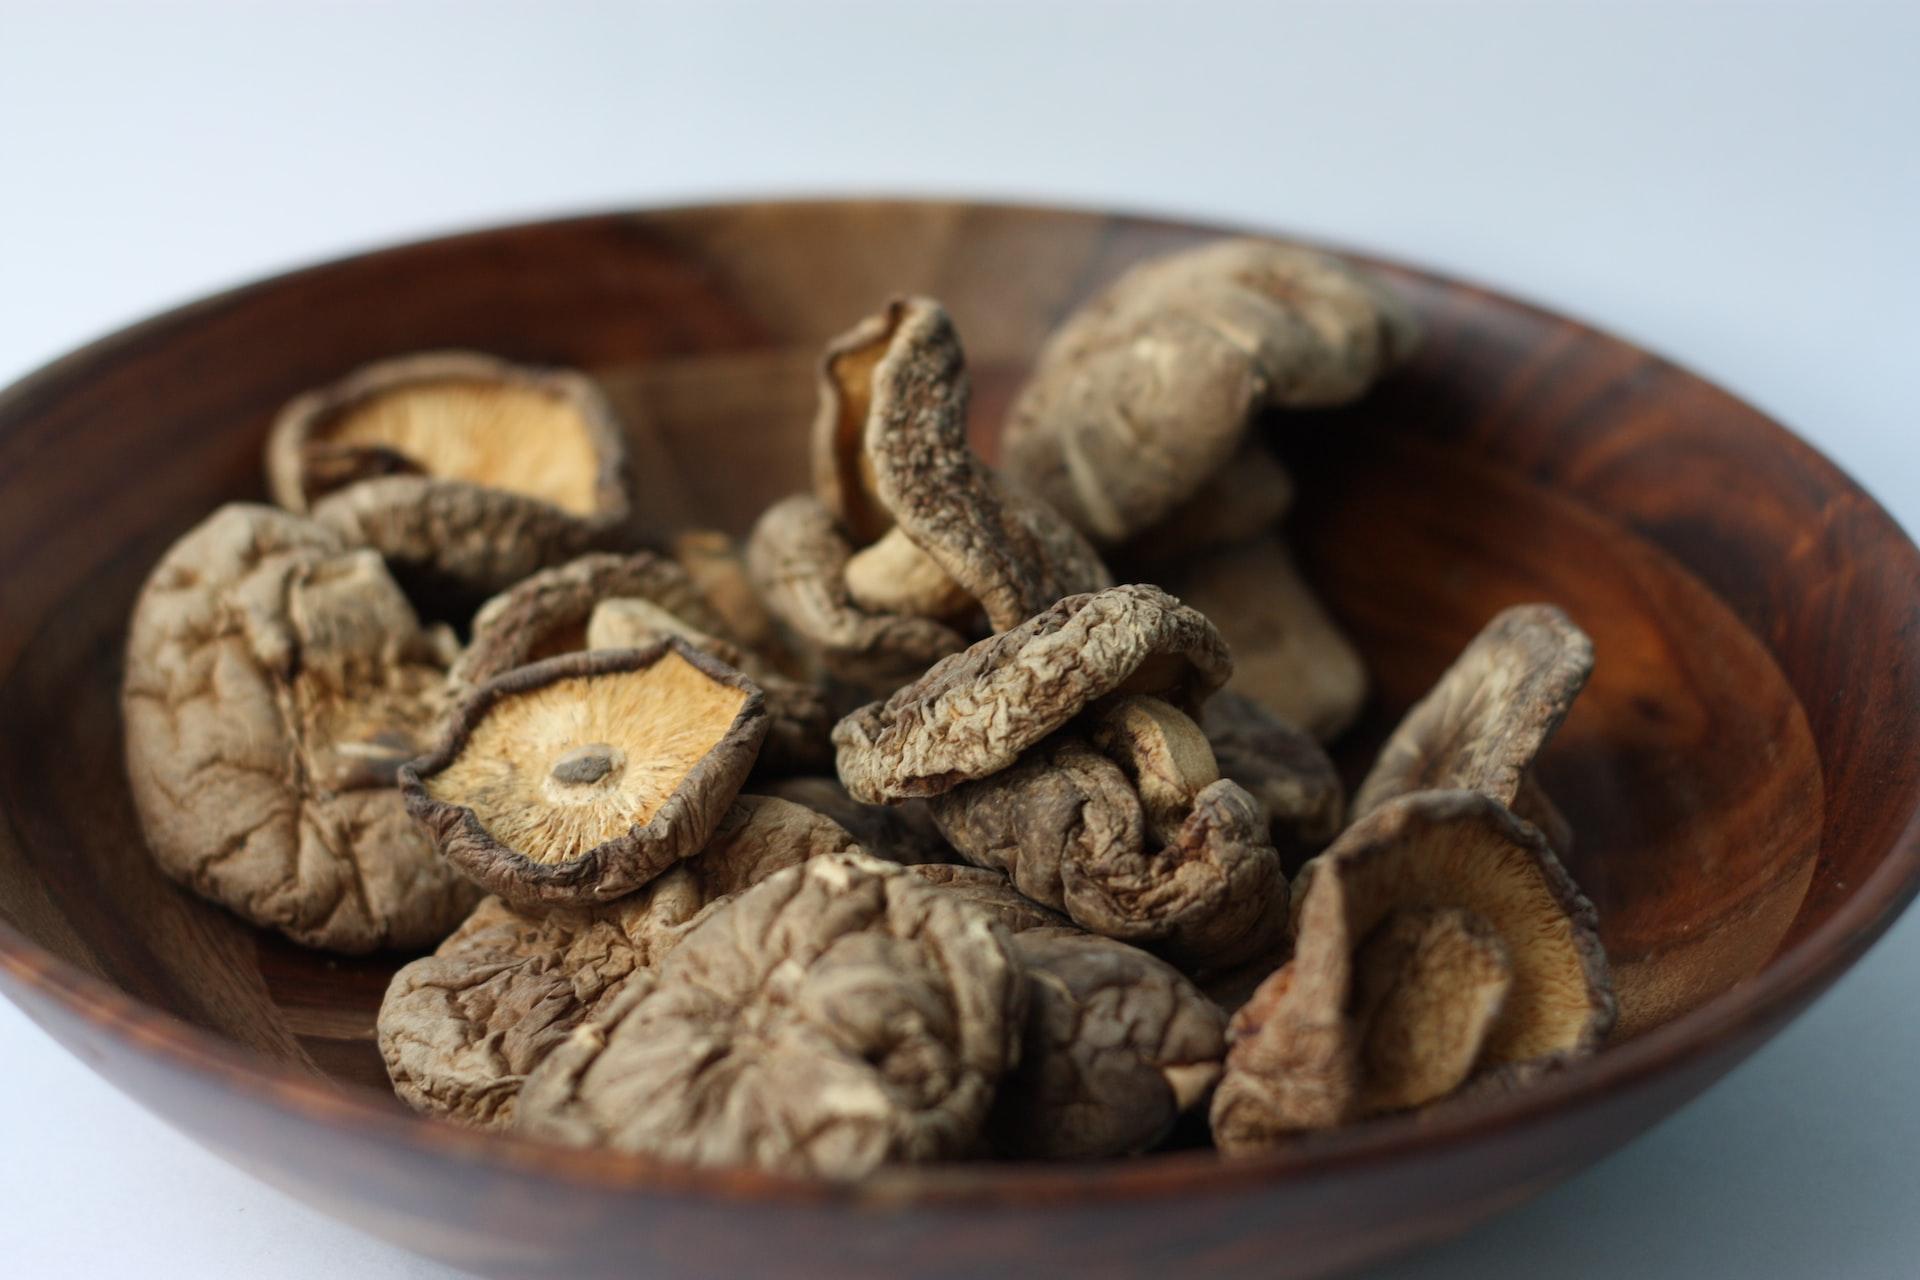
[{"left": 0, "top": 202, "right": 1906, "bottom": 1143}]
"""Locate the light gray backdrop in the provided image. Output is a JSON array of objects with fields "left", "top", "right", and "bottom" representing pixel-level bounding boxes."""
[{"left": 1, "top": 2, "right": 1914, "bottom": 1276}]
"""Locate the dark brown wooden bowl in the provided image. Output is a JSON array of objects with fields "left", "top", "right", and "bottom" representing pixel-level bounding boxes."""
[{"left": 2, "top": 200, "right": 1916, "bottom": 1279}]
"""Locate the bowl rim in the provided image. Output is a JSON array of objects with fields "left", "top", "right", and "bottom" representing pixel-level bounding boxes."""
[{"left": 2, "top": 195, "right": 1918, "bottom": 1208}]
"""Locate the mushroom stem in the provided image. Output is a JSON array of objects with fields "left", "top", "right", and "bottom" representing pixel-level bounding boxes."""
[{"left": 551, "top": 744, "right": 621, "bottom": 786}]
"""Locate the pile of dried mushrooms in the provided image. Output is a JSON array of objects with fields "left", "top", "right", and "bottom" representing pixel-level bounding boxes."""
[{"left": 122, "top": 238, "right": 1614, "bottom": 1180}]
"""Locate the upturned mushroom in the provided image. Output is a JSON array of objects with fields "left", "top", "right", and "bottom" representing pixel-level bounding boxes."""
[
  {"left": 514, "top": 852, "right": 1026, "bottom": 1180},
  {"left": 1002, "top": 238, "right": 1418, "bottom": 545},
  {"left": 904, "top": 863, "right": 1227, "bottom": 1160},
  {"left": 267, "top": 351, "right": 632, "bottom": 595},
  {"left": 122, "top": 504, "right": 477, "bottom": 953},
  {"left": 377, "top": 795, "right": 859, "bottom": 1129},
  {"left": 452, "top": 552, "right": 831, "bottom": 773},
  {"left": 1351, "top": 604, "right": 1595, "bottom": 830},
  {"left": 402, "top": 642, "right": 768, "bottom": 905},
  {"left": 1210, "top": 789, "right": 1614, "bottom": 1153},
  {"left": 748, "top": 297, "right": 1110, "bottom": 686}
]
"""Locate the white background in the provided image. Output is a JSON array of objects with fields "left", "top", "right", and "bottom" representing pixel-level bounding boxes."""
[{"left": 1, "top": 2, "right": 1915, "bottom": 1276}]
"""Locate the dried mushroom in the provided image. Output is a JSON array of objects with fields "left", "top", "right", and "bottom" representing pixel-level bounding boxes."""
[
  {"left": 667, "top": 528, "right": 797, "bottom": 673},
  {"left": 834, "top": 584, "right": 1233, "bottom": 803},
  {"left": 1003, "top": 239, "right": 1418, "bottom": 545},
  {"left": 926, "top": 728, "right": 1289, "bottom": 974},
  {"left": 1125, "top": 441, "right": 1295, "bottom": 570},
  {"left": 267, "top": 351, "right": 632, "bottom": 594},
  {"left": 1352, "top": 604, "right": 1594, "bottom": 821},
  {"left": 761, "top": 776, "right": 955, "bottom": 867},
  {"left": 1200, "top": 690, "right": 1345, "bottom": 856},
  {"left": 1210, "top": 789, "right": 1613, "bottom": 1152},
  {"left": 1165, "top": 534, "right": 1369, "bottom": 742},
  {"left": 453, "top": 552, "right": 831, "bottom": 774},
  {"left": 378, "top": 795, "right": 858, "bottom": 1128},
  {"left": 402, "top": 642, "right": 768, "bottom": 905},
  {"left": 750, "top": 298, "right": 1109, "bottom": 685},
  {"left": 515, "top": 852, "right": 1025, "bottom": 1179},
  {"left": 122, "top": 504, "right": 477, "bottom": 953}
]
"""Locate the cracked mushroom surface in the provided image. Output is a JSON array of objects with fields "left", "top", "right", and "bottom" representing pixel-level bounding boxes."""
[
  {"left": 1210, "top": 789, "right": 1614, "bottom": 1153},
  {"left": 452, "top": 552, "right": 831, "bottom": 773},
  {"left": 833, "top": 584, "right": 1233, "bottom": 803},
  {"left": 1351, "top": 604, "right": 1595, "bottom": 821},
  {"left": 122, "top": 504, "right": 477, "bottom": 953},
  {"left": 926, "top": 717, "right": 1290, "bottom": 975},
  {"left": 266, "top": 351, "right": 631, "bottom": 594},
  {"left": 1003, "top": 239, "right": 1418, "bottom": 545},
  {"left": 1165, "top": 534, "right": 1370, "bottom": 742},
  {"left": 377, "top": 795, "right": 859, "bottom": 1129},
  {"left": 750, "top": 298, "right": 1109, "bottom": 687},
  {"left": 514, "top": 851, "right": 1025, "bottom": 1180},
  {"left": 402, "top": 642, "right": 768, "bottom": 905}
]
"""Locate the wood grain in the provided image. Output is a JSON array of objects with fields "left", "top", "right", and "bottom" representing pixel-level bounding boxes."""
[{"left": 0, "top": 199, "right": 1917, "bottom": 1279}]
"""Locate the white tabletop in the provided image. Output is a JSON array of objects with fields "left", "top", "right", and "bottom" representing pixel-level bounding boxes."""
[{"left": 2, "top": 3, "right": 1915, "bottom": 1276}]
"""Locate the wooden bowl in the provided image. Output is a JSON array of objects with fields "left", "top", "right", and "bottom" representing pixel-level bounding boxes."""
[{"left": 2, "top": 200, "right": 1916, "bottom": 1279}]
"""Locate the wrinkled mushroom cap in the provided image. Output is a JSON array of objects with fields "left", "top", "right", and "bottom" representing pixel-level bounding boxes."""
[
  {"left": 267, "top": 351, "right": 632, "bottom": 593},
  {"left": 377, "top": 795, "right": 862, "bottom": 1129},
  {"left": 834, "top": 585, "right": 1232, "bottom": 802},
  {"left": 1210, "top": 789, "right": 1613, "bottom": 1152},
  {"left": 122, "top": 504, "right": 477, "bottom": 953},
  {"left": 514, "top": 852, "right": 1025, "bottom": 1179},
  {"left": 403, "top": 641, "right": 768, "bottom": 905},
  {"left": 1353, "top": 604, "right": 1594, "bottom": 819},
  {"left": 1003, "top": 239, "right": 1418, "bottom": 544}
]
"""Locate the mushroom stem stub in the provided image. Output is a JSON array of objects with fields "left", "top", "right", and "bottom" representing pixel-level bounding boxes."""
[{"left": 551, "top": 744, "right": 621, "bottom": 787}]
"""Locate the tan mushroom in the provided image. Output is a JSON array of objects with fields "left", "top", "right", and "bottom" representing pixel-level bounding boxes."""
[
  {"left": 833, "top": 584, "right": 1232, "bottom": 803},
  {"left": 1003, "top": 239, "right": 1418, "bottom": 545},
  {"left": 751, "top": 297, "right": 1110, "bottom": 686},
  {"left": 1351, "top": 604, "right": 1594, "bottom": 823},
  {"left": 453, "top": 552, "right": 831, "bottom": 773},
  {"left": 1163, "top": 533, "right": 1370, "bottom": 742},
  {"left": 122, "top": 504, "right": 478, "bottom": 953},
  {"left": 266, "top": 351, "right": 631, "bottom": 594},
  {"left": 514, "top": 852, "right": 1025, "bottom": 1180},
  {"left": 1210, "top": 789, "right": 1614, "bottom": 1153},
  {"left": 902, "top": 863, "right": 1227, "bottom": 1160},
  {"left": 402, "top": 642, "right": 768, "bottom": 905},
  {"left": 377, "top": 795, "right": 859, "bottom": 1129}
]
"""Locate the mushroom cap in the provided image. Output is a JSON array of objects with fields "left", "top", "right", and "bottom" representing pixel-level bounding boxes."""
[
  {"left": 514, "top": 852, "right": 1026, "bottom": 1179},
  {"left": 747, "top": 493, "right": 971, "bottom": 688},
  {"left": 1351, "top": 907, "right": 1514, "bottom": 1115},
  {"left": 1200, "top": 690, "right": 1346, "bottom": 855},
  {"left": 1352, "top": 604, "right": 1595, "bottom": 819},
  {"left": 1210, "top": 789, "right": 1613, "bottom": 1152},
  {"left": 377, "top": 795, "right": 861, "bottom": 1129},
  {"left": 402, "top": 641, "right": 769, "bottom": 905},
  {"left": 927, "top": 736, "right": 1290, "bottom": 975},
  {"left": 812, "top": 297, "right": 1111, "bottom": 633},
  {"left": 1124, "top": 440, "right": 1296, "bottom": 569},
  {"left": 762, "top": 776, "right": 957, "bottom": 867},
  {"left": 833, "top": 584, "right": 1233, "bottom": 802},
  {"left": 904, "top": 863, "right": 1070, "bottom": 932},
  {"left": 122, "top": 503, "right": 477, "bottom": 953},
  {"left": 667, "top": 528, "right": 794, "bottom": 670},
  {"left": 267, "top": 351, "right": 632, "bottom": 593},
  {"left": 1003, "top": 239, "right": 1418, "bottom": 544},
  {"left": 1167, "top": 533, "right": 1369, "bottom": 742}
]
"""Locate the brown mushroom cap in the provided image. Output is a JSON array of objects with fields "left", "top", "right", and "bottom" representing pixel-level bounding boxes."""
[
  {"left": 1352, "top": 604, "right": 1595, "bottom": 820},
  {"left": 267, "top": 351, "right": 631, "bottom": 593},
  {"left": 1200, "top": 690, "right": 1346, "bottom": 856},
  {"left": 377, "top": 795, "right": 860, "bottom": 1129},
  {"left": 1165, "top": 533, "right": 1369, "bottom": 742},
  {"left": 402, "top": 642, "right": 768, "bottom": 905},
  {"left": 1210, "top": 789, "right": 1613, "bottom": 1153},
  {"left": 1003, "top": 239, "right": 1418, "bottom": 544},
  {"left": 514, "top": 852, "right": 1025, "bottom": 1179},
  {"left": 747, "top": 493, "right": 971, "bottom": 687},
  {"left": 762, "top": 776, "right": 956, "bottom": 867},
  {"left": 833, "top": 585, "right": 1233, "bottom": 802},
  {"left": 813, "top": 297, "right": 1111, "bottom": 633},
  {"left": 122, "top": 504, "right": 477, "bottom": 953},
  {"left": 927, "top": 736, "right": 1290, "bottom": 974},
  {"left": 1125, "top": 441, "right": 1296, "bottom": 570}
]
